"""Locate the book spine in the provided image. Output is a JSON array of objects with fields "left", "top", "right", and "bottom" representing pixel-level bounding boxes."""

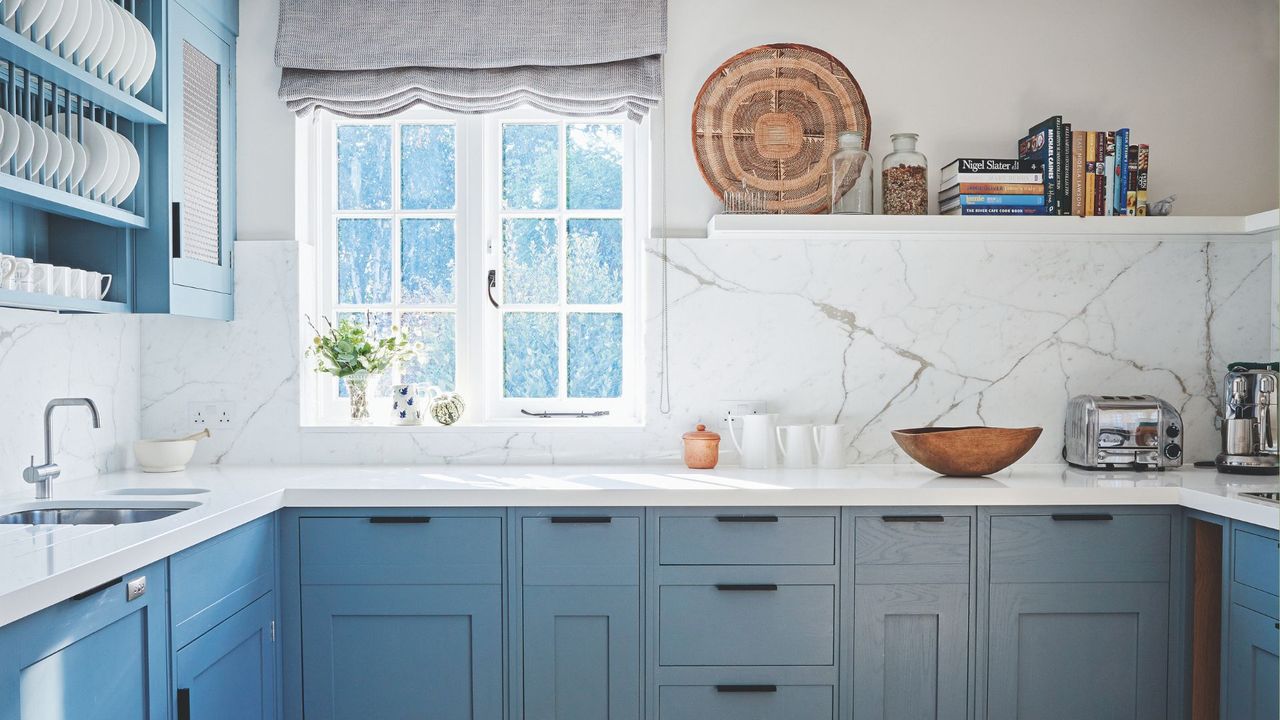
[
  {"left": 940, "top": 172, "right": 1045, "bottom": 186},
  {"left": 1061, "top": 123, "right": 1072, "bottom": 217},
  {"left": 1094, "top": 131, "right": 1106, "bottom": 217},
  {"left": 949, "top": 195, "right": 1046, "bottom": 206},
  {"left": 1018, "top": 130, "right": 1053, "bottom": 214},
  {"left": 1071, "top": 130, "right": 1086, "bottom": 217},
  {"left": 1085, "top": 132, "right": 1096, "bottom": 216},
  {"left": 1103, "top": 132, "right": 1116, "bottom": 216},
  {"left": 1136, "top": 144, "right": 1149, "bottom": 216},
  {"left": 940, "top": 206, "right": 1048, "bottom": 215},
  {"left": 943, "top": 158, "right": 1045, "bottom": 174},
  {"left": 1113, "top": 128, "right": 1130, "bottom": 214},
  {"left": 944, "top": 183, "right": 1047, "bottom": 195},
  {"left": 1126, "top": 145, "right": 1139, "bottom": 215}
]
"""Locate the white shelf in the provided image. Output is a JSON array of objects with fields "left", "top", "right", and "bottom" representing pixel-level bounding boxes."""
[{"left": 705, "top": 209, "right": 1280, "bottom": 242}]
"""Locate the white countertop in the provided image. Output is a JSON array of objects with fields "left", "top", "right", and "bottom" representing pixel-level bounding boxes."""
[{"left": 0, "top": 463, "right": 1276, "bottom": 627}]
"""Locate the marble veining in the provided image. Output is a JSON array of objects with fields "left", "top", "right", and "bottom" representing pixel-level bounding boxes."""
[{"left": 138, "top": 236, "right": 1275, "bottom": 467}]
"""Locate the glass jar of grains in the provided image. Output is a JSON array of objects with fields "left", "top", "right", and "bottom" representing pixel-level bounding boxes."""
[{"left": 882, "top": 133, "right": 928, "bottom": 215}]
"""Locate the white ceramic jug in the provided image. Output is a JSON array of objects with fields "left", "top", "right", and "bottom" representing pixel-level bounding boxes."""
[
  {"left": 728, "top": 413, "right": 779, "bottom": 469},
  {"left": 776, "top": 423, "right": 817, "bottom": 469},
  {"left": 814, "top": 424, "right": 847, "bottom": 468}
]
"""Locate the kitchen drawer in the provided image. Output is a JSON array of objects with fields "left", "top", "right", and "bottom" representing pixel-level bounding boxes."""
[
  {"left": 658, "top": 684, "right": 834, "bottom": 720},
  {"left": 988, "top": 510, "right": 1170, "bottom": 584},
  {"left": 300, "top": 514, "right": 502, "bottom": 585},
  {"left": 658, "top": 512, "right": 836, "bottom": 566},
  {"left": 521, "top": 513, "right": 640, "bottom": 586},
  {"left": 854, "top": 514, "right": 970, "bottom": 584},
  {"left": 170, "top": 514, "right": 274, "bottom": 649},
  {"left": 1232, "top": 523, "right": 1280, "bottom": 618},
  {"left": 658, "top": 584, "right": 835, "bottom": 666}
]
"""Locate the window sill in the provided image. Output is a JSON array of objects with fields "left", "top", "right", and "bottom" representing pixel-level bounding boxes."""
[{"left": 299, "top": 420, "right": 648, "bottom": 433}]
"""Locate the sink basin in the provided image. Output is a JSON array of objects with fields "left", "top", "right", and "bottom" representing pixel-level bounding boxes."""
[{"left": 0, "top": 502, "right": 196, "bottom": 525}]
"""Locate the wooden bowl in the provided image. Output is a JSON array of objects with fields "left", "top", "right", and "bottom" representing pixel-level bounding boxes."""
[{"left": 890, "top": 426, "right": 1042, "bottom": 477}]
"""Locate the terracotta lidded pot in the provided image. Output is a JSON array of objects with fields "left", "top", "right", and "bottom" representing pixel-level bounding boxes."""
[{"left": 682, "top": 424, "right": 721, "bottom": 469}]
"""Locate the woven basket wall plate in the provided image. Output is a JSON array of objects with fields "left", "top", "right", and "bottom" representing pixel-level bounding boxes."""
[{"left": 692, "top": 43, "right": 871, "bottom": 214}]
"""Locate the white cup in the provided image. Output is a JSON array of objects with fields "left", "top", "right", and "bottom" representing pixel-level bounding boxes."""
[
  {"left": 776, "top": 423, "right": 818, "bottom": 469},
  {"left": 64, "top": 268, "right": 86, "bottom": 298},
  {"left": 42, "top": 265, "right": 68, "bottom": 296},
  {"left": 29, "top": 263, "right": 55, "bottom": 294},
  {"left": 0, "top": 255, "right": 17, "bottom": 289},
  {"left": 813, "top": 424, "right": 847, "bottom": 469},
  {"left": 5, "top": 257, "right": 34, "bottom": 291},
  {"left": 86, "top": 271, "right": 112, "bottom": 300}
]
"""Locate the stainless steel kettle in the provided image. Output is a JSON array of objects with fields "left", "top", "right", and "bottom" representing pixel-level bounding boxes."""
[{"left": 1216, "top": 363, "right": 1279, "bottom": 475}]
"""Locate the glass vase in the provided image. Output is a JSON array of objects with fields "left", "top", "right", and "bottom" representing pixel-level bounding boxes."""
[
  {"left": 882, "top": 133, "right": 928, "bottom": 215},
  {"left": 344, "top": 371, "right": 376, "bottom": 424},
  {"left": 830, "top": 131, "right": 874, "bottom": 214}
]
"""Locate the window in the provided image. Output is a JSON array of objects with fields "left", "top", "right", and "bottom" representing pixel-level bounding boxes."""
[{"left": 309, "top": 109, "right": 644, "bottom": 425}]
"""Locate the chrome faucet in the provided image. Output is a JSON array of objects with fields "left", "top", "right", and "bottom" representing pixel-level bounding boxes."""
[{"left": 23, "top": 398, "right": 101, "bottom": 499}]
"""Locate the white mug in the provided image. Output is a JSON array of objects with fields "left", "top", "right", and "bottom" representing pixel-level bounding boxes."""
[
  {"left": 813, "top": 424, "right": 847, "bottom": 469},
  {"left": 728, "top": 413, "right": 779, "bottom": 469},
  {"left": 391, "top": 383, "right": 423, "bottom": 425},
  {"left": 86, "top": 271, "right": 112, "bottom": 300},
  {"left": 64, "top": 268, "right": 85, "bottom": 298},
  {"left": 776, "top": 423, "right": 817, "bottom": 469},
  {"left": 0, "top": 255, "right": 17, "bottom": 289},
  {"left": 29, "top": 263, "right": 55, "bottom": 294},
  {"left": 42, "top": 265, "right": 67, "bottom": 296},
  {"left": 5, "top": 257, "right": 33, "bottom": 291}
]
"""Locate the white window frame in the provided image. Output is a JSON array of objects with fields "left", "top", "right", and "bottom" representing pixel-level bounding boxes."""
[{"left": 307, "top": 107, "right": 646, "bottom": 427}]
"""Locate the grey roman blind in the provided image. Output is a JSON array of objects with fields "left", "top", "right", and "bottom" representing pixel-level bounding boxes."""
[{"left": 275, "top": 0, "right": 666, "bottom": 121}]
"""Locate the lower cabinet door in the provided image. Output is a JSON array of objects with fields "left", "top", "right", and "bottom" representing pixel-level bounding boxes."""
[
  {"left": 853, "top": 583, "right": 969, "bottom": 720},
  {"left": 301, "top": 584, "right": 502, "bottom": 720},
  {"left": 175, "top": 592, "right": 276, "bottom": 720},
  {"left": 522, "top": 585, "right": 640, "bottom": 720},
  {"left": 657, "top": 684, "right": 835, "bottom": 720},
  {"left": 985, "top": 582, "right": 1168, "bottom": 720},
  {"left": 1227, "top": 602, "right": 1279, "bottom": 720}
]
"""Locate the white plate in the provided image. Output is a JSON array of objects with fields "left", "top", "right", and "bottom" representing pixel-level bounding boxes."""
[
  {"left": 131, "top": 18, "right": 155, "bottom": 95},
  {"left": 53, "top": 129, "right": 74, "bottom": 187},
  {"left": 2, "top": 0, "right": 22, "bottom": 23},
  {"left": 26, "top": 119, "right": 47, "bottom": 181},
  {"left": 12, "top": 116, "right": 33, "bottom": 173},
  {"left": 28, "top": 0, "right": 58, "bottom": 40},
  {"left": 102, "top": 128, "right": 129, "bottom": 202},
  {"left": 110, "top": 4, "right": 138, "bottom": 89},
  {"left": 99, "top": 1, "right": 126, "bottom": 83},
  {"left": 39, "top": 125, "right": 60, "bottom": 185},
  {"left": 80, "top": 120, "right": 110, "bottom": 199},
  {"left": 59, "top": 0, "right": 90, "bottom": 60},
  {"left": 68, "top": 134, "right": 87, "bottom": 190},
  {"left": 45, "top": 0, "right": 76, "bottom": 48},
  {"left": 14, "top": 0, "right": 45, "bottom": 33},
  {"left": 121, "top": 14, "right": 147, "bottom": 92},
  {"left": 113, "top": 130, "right": 138, "bottom": 203},
  {"left": 84, "top": 0, "right": 111, "bottom": 74},
  {"left": 0, "top": 110, "right": 18, "bottom": 169}
]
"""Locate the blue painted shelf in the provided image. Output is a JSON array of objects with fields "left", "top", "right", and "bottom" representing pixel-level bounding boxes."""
[
  {"left": 0, "top": 287, "right": 128, "bottom": 313},
  {"left": 0, "top": 170, "right": 146, "bottom": 228},
  {"left": 0, "top": 24, "right": 164, "bottom": 125}
]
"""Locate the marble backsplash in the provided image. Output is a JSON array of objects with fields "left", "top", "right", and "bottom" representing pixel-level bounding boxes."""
[
  {"left": 0, "top": 311, "right": 139, "bottom": 496},
  {"left": 138, "top": 236, "right": 1276, "bottom": 468}
]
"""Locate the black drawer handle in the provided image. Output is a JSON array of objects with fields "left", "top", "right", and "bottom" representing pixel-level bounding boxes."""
[
  {"left": 716, "top": 684, "right": 777, "bottom": 693},
  {"left": 369, "top": 516, "right": 431, "bottom": 524},
  {"left": 715, "top": 515, "right": 778, "bottom": 523},
  {"left": 550, "top": 516, "right": 612, "bottom": 524},
  {"left": 1051, "top": 513, "right": 1113, "bottom": 522},
  {"left": 715, "top": 583, "right": 778, "bottom": 592},
  {"left": 176, "top": 688, "right": 190, "bottom": 720},
  {"left": 883, "top": 515, "right": 945, "bottom": 523},
  {"left": 71, "top": 576, "right": 123, "bottom": 601}
]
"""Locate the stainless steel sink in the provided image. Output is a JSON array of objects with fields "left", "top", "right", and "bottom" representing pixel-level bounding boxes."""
[{"left": 0, "top": 507, "right": 188, "bottom": 525}]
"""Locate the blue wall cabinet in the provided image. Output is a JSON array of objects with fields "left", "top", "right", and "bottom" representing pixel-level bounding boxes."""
[
  {"left": 515, "top": 511, "right": 643, "bottom": 720},
  {"left": 0, "top": 561, "right": 169, "bottom": 720},
  {"left": 137, "top": 0, "right": 236, "bottom": 319},
  {"left": 175, "top": 592, "right": 277, "bottom": 720}
]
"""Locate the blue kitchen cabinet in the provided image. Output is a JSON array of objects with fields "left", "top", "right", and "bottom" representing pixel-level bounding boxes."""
[
  {"left": 0, "top": 561, "right": 169, "bottom": 720},
  {"left": 175, "top": 592, "right": 276, "bottom": 720},
  {"left": 515, "top": 511, "right": 643, "bottom": 720},
  {"left": 1225, "top": 521, "right": 1278, "bottom": 720}
]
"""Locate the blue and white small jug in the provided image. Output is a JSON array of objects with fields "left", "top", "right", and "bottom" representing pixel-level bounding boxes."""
[{"left": 390, "top": 384, "right": 424, "bottom": 425}]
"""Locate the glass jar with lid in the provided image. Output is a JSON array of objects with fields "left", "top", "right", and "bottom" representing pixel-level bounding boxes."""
[
  {"left": 882, "top": 133, "right": 928, "bottom": 215},
  {"left": 830, "top": 131, "right": 874, "bottom": 214}
]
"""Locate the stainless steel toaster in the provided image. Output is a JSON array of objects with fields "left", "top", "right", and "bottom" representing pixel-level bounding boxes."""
[{"left": 1063, "top": 395, "right": 1183, "bottom": 470}]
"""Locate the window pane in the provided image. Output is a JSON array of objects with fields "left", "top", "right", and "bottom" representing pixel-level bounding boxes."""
[
  {"left": 566, "top": 219, "right": 622, "bottom": 304},
  {"left": 503, "top": 312, "right": 560, "bottom": 398},
  {"left": 401, "top": 311, "right": 455, "bottom": 391},
  {"left": 502, "top": 124, "right": 559, "bottom": 210},
  {"left": 336, "top": 311, "right": 393, "bottom": 397},
  {"left": 567, "top": 313, "right": 622, "bottom": 398},
  {"left": 566, "top": 124, "right": 623, "bottom": 210},
  {"left": 502, "top": 218, "right": 559, "bottom": 304},
  {"left": 337, "top": 219, "right": 392, "bottom": 304},
  {"left": 401, "top": 219, "right": 455, "bottom": 304},
  {"left": 400, "top": 124, "right": 455, "bottom": 210},
  {"left": 337, "top": 125, "right": 391, "bottom": 210}
]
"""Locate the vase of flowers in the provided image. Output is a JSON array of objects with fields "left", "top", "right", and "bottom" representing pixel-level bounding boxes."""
[{"left": 306, "top": 315, "right": 420, "bottom": 424}]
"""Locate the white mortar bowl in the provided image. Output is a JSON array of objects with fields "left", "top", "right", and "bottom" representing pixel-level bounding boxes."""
[{"left": 133, "top": 439, "right": 197, "bottom": 473}]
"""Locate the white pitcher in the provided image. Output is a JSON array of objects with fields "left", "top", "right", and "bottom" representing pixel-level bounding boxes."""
[
  {"left": 814, "top": 424, "right": 847, "bottom": 468},
  {"left": 776, "top": 423, "right": 817, "bottom": 469},
  {"left": 728, "top": 413, "right": 779, "bottom": 469}
]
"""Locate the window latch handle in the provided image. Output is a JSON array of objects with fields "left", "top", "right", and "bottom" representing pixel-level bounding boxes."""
[{"left": 487, "top": 270, "right": 499, "bottom": 309}]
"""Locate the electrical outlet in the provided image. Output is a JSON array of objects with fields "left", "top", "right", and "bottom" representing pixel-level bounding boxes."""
[
  {"left": 189, "top": 402, "right": 234, "bottom": 429},
  {"left": 718, "top": 400, "right": 767, "bottom": 432}
]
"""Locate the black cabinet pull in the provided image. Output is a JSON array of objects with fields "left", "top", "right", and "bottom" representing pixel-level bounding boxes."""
[
  {"left": 71, "top": 576, "right": 122, "bottom": 601},
  {"left": 1051, "top": 513, "right": 1113, "bottom": 522},
  {"left": 176, "top": 688, "right": 191, "bottom": 720},
  {"left": 369, "top": 516, "right": 431, "bottom": 524},
  {"left": 715, "top": 514, "right": 778, "bottom": 523},
  {"left": 550, "top": 516, "right": 612, "bottom": 524},
  {"left": 882, "top": 515, "right": 945, "bottom": 523},
  {"left": 715, "top": 684, "right": 777, "bottom": 693},
  {"left": 715, "top": 583, "right": 778, "bottom": 592}
]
